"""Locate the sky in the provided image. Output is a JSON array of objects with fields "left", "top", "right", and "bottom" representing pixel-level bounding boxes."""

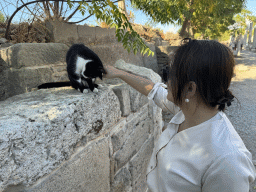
[{"left": 2, "top": 0, "right": 256, "bottom": 34}]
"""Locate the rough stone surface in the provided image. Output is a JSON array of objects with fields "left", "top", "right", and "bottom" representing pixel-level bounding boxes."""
[
  {"left": 46, "top": 20, "right": 117, "bottom": 46},
  {"left": 112, "top": 83, "right": 131, "bottom": 117},
  {"left": 142, "top": 42, "right": 159, "bottom": 74},
  {"left": 25, "top": 138, "right": 110, "bottom": 192},
  {"left": 111, "top": 167, "right": 132, "bottom": 192},
  {"left": 113, "top": 105, "right": 150, "bottom": 171},
  {"left": 2, "top": 63, "right": 68, "bottom": 100},
  {"left": 0, "top": 86, "right": 121, "bottom": 191},
  {"left": 0, "top": 55, "right": 164, "bottom": 192},
  {"left": 129, "top": 137, "right": 154, "bottom": 192},
  {"left": 114, "top": 59, "right": 161, "bottom": 84},
  {"left": 0, "top": 43, "right": 69, "bottom": 68},
  {"left": 0, "top": 38, "right": 8, "bottom": 44}
]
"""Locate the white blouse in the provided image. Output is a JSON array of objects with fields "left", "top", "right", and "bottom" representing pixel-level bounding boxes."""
[{"left": 146, "top": 83, "right": 256, "bottom": 192}]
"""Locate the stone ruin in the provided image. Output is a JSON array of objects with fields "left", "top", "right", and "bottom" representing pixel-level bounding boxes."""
[{"left": 0, "top": 20, "right": 174, "bottom": 192}]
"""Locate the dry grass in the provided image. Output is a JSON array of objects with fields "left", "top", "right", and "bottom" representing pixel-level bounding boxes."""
[{"left": 0, "top": 20, "right": 52, "bottom": 44}]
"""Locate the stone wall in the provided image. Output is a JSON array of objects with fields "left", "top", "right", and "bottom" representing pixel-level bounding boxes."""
[
  {"left": 0, "top": 41, "right": 158, "bottom": 101},
  {"left": 0, "top": 60, "right": 163, "bottom": 192}
]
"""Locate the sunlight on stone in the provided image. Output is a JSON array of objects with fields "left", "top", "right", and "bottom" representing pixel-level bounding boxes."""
[
  {"left": 47, "top": 107, "right": 62, "bottom": 120},
  {"left": 31, "top": 103, "right": 48, "bottom": 108}
]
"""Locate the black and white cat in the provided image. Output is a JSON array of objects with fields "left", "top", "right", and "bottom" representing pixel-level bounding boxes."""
[{"left": 66, "top": 44, "right": 107, "bottom": 93}]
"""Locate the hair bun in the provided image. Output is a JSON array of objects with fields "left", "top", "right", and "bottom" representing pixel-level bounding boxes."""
[{"left": 216, "top": 90, "right": 235, "bottom": 107}]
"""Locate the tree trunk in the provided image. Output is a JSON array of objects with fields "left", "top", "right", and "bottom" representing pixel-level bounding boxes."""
[{"left": 180, "top": 17, "right": 190, "bottom": 38}]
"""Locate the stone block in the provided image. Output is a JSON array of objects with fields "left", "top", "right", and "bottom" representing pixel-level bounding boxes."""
[
  {"left": 129, "top": 136, "right": 154, "bottom": 192},
  {"left": 95, "top": 27, "right": 114, "bottom": 40},
  {"left": 142, "top": 42, "right": 159, "bottom": 74},
  {"left": 111, "top": 118, "right": 137, "bottom": 156},
  {"left": 47, "top": 20, "right": 79, "bottom": 44},
  {"left": 0, "top": 43, "right": 69, "bottom": 68},
  {"left": 111, "top": 105, "right": 148, "bottom": 155},
  {"left": 24, "top": 138, "right": 110, "bottom": 192},
  {"left": 111, "top": 167, "right": 132, "bottom": 192},
  {"left": 78, "top": 25, "right": 96, "bottom": 38},
  {"left": 114, "top": 59, "right": 162, "bottom": 84},
  {"left": 2, "top": 63, "right": 68, "bottom": 100},
  {"left": 128, "top": 86, "right": 148, "bottom": 112},
  {"left": 111, "top": 83, "right": 131, "bottom": 117},
  {"left": 113, "top": 115, "right": 150, "bottom": 172},
  {"left": 0, "top": 86, "right": 120, "bottom": 191}
]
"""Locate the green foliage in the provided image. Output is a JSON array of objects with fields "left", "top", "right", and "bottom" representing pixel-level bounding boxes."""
[
  {"left": 67, "top": 0, "right": 154, "bottom": 57},
  {"left": 190, "top": 0, "right": 245, "bottom": 39},
  {"left": 0, "top": 11, "right": 5, "bottom": 23},
  {"left": 231, "top": 9, "right": 256, "bottom": 36},
  {"left": 131, "top": 0, "right": 245, "bottom": 39},
  {"left": 218, "top": 30, "right": 231, "bottom": 41},
  {"left": 66, "top": 0, "right": 245, "bottom": 54}
]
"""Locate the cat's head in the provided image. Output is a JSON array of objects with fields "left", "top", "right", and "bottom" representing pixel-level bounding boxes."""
[{"left": 84, "top": 63, "right": 107, "bottom": 80}]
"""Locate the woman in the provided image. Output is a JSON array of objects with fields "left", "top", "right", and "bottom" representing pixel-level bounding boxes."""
[{"left": 102, "top": 39, "right": 256, "bottom": 191}]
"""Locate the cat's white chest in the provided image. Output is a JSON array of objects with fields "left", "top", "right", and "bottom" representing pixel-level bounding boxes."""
[{"left": 75, "top": 56, "right": 92, "bottom": 77}]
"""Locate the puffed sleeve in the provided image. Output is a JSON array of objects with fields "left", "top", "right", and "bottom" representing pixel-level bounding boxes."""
[
  {"left": 147, "top": 82, "right": 180, "bottom": 115},
  {"left": 202, "top": 151, "right": 256, "bottom": 192}
]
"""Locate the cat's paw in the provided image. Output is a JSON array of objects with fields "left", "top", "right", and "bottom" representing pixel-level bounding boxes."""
[
  {"left": 93, "top": 88, "right": 98, "bottom": 93},
  {"left": 98, "top": 84, "right": 104, "bottom": 88},
  {"left": 83, "top": 89, "right": 89, "bottom": 94}
]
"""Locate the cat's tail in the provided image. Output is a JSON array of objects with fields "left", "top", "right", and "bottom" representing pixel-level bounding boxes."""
[{"left": 38, "top": 82, "right": 71, "bottom": 89}]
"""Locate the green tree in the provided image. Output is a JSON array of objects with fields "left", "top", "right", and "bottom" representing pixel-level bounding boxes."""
[
  {"left": 0, "top": 11, "right": 5, "bottom": 23},
  {"left": 232, "top": 9, "right": 256, "bottom": 36},
  {"left": 131, "top": 0, "right": 245, "bottom": 39},
  {"left": 66, "top": 0, "right": 155, "bottom": 56}
]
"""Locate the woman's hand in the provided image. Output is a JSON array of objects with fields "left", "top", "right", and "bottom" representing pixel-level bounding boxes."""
[{"left": 102, "top": 65, "right": 122, "bottom": 79}]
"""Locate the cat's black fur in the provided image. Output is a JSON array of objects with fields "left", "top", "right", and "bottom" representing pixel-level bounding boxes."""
[{"left": 66, "top": 44, "right": 106, "bottom": 93}]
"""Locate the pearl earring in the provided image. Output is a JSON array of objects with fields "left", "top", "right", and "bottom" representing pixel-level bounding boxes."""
[{"left": 185, "top": 99, "right": 189, "bottom": 103}]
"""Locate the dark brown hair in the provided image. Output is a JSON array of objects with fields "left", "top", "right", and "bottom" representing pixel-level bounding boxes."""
[{"left": 166, "top": 38, "right": 241, "bottom": 113}]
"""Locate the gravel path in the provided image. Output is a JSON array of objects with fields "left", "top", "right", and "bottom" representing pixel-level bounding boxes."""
[{"left": 161, "top": 49, "right": 256, "bottom": 191}]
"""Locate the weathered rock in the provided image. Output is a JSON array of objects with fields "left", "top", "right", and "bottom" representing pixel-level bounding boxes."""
[
  {"left": 129, "top": 136, "right": 154, "bottom": 192},
  {"left": 0, "top": 53, "right": 163, "bottom": 192},
  {"left": 0, "top": 86, "right": 121, "bottom": 191},
  {"left": 0, "top": 43, "right": 68, "bottom": 68},
  {"left": 114, "top": 59, "right": 161, "bottom": 84},
  {"left": 0, "top": 38, "right": 8, "bottom": 44},
  {"left": 113, "top": 105, "right": 150, "bottom": 171},
  {"left": 142, "top": 41, "right": 159, "bottom": 74},
  {"left": 25, "top": 138, "right": 110, "bottom": 192},
  {"left": 111, "top": 167, "right": 132, "bottom": 192}
]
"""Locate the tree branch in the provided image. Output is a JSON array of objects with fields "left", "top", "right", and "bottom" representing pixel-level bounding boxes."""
[
  {"left": 42, "top": 1, "right": 51, "bottom": 19},
  {"left": 59, "top": 1, "right": 64, "bottom": 17},
  {"left": 21, "top": 0, "right": 43, "bottom": 22},
  {"left": 65, "top": 5, "right": 80, "bottom": 21},
  {"left": 5, "top": 0, "right": 123, "bottom": 40},
  {"left": 54, "top": 1, "right": 59, "bottom": 18},
  {"left": 67, "top": 13, "right": 93, "bottom": 24}
]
